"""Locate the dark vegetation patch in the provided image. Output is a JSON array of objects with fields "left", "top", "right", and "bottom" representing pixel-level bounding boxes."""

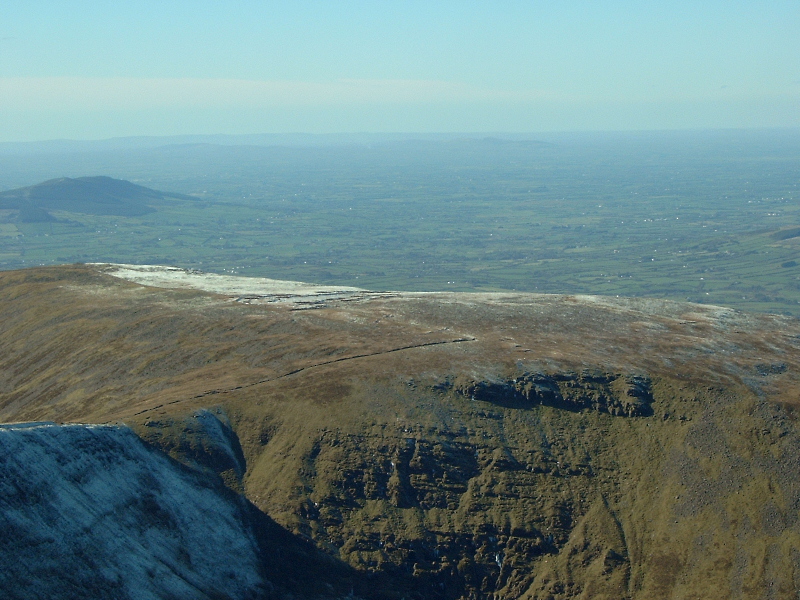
[
  {"left": 17, "top": 204, "right": 58, "bottom": 223},
  {"left": 772, "top": 227, "right": 800, "bottom": 241},
  {"left": 755, "top": 362, "right": 788, "bottom": 376}
]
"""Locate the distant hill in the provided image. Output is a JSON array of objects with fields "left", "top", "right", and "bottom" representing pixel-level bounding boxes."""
[{"left": 0, "top": 176, "right": 191, "bottom": 220}]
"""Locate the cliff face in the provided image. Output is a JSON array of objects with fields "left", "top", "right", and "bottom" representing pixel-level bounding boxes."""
[{"left": 1, "top": 264, "right": 799, "bottom": 599}]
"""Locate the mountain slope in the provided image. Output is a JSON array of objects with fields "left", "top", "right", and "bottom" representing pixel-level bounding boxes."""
[
  {"left": 0, "top": 421, "right": 268, "bottom": 599},
  {"left": 0, "top": 176, "right": 190, "bottom": 218},
  {"left": 1, "top": 263, "right": 799, "bottom": 599},
  {"left": 0, "top": 417, "right": 360, "bottom": 600}
]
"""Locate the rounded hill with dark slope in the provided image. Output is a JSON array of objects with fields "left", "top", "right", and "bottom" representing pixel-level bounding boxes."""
[
  {"left": 1, "top": 263, "right": 800, "bottom": 599},
  {"left": 0, "top": 176, "right": 190, "bottom": 219}
]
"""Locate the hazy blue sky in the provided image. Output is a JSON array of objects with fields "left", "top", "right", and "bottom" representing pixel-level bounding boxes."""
[{"left": 1, "top": 1, "right": 798, "bottom": 140}]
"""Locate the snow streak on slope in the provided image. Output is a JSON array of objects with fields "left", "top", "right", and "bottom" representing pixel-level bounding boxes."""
[
  {"left": 0, "top": 422, "right": 267, "bottom": 600},
  {"left": 100, "top": 263, "right": 365, "bottom": 299}
]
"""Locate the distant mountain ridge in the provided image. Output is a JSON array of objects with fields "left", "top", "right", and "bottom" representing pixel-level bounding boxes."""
[
  {"left": 0, "top": 132, "right": 556, "bottom": 155},
  {"left": 0, "top": 176, "right": 191, "bottom": 219}
]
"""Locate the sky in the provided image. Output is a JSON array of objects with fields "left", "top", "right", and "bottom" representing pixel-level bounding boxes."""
[{"left": 0, "top": 1, "right": 798, "bottom": 141}]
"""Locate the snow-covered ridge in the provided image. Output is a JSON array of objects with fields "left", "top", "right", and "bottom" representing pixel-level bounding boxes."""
[
  {"left": 0, "top": 422, "right": 267, "bottom": 600},
  {"left": 96, "top": 263, "right": 397, "bottom": 306}
]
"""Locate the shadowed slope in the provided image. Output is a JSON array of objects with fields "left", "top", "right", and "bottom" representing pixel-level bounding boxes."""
[{"left": 0, "top": 418, "right": 373, "bottom": 600}]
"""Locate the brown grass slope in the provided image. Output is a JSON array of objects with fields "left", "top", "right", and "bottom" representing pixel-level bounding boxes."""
[{"left": 1, "top": 264, "right": 800, "bottom": 599}]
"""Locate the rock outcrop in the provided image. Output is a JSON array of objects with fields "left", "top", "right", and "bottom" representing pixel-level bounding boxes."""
[{"left": 451, "top": 371, "right": 653, "bottom": 416}]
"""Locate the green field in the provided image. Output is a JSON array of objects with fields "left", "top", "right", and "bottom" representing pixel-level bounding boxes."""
[{"left": 1, "top": 131, "right": 799, "bottom": 315}]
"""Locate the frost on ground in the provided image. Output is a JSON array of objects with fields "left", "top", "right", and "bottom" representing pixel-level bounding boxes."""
[
  {"left": 98, "top": 263, "right": 375, "bottom": 303},
  {"left": 0, "top": 422, "right": 267, "bottom": 600}
]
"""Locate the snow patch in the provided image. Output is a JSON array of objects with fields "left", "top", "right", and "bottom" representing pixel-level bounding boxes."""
[{"left": 97, "top": 263, "right": 367, "bottom": 300}]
